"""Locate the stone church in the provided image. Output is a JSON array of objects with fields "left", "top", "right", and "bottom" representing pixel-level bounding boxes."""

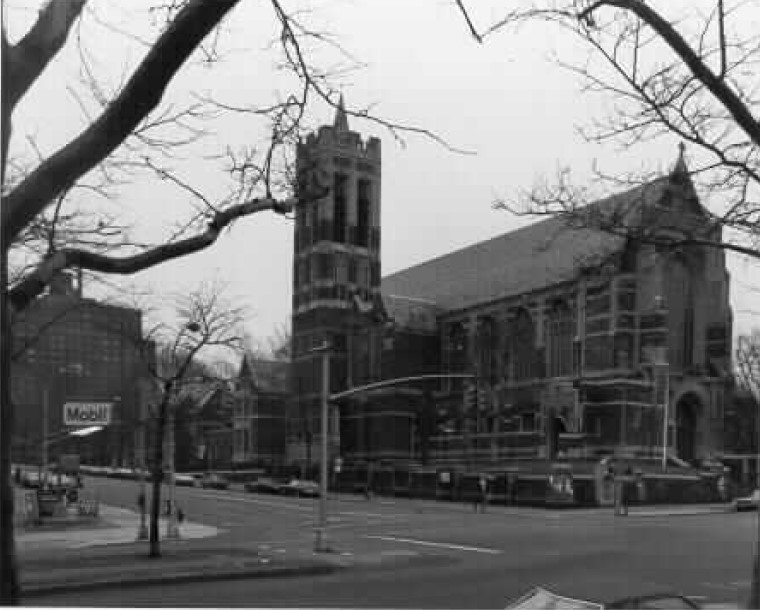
[{"left": 289, "top": 103, "right": 733, "bottom": 475}]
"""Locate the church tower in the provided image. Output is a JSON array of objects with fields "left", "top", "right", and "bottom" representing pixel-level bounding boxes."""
[{"left": 289, "top": 97, "right": 382, "bottom": 468}]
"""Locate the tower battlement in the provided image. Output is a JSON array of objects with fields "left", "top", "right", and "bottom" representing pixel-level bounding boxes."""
[{"left": 299, "top": 127, "right": 381, "bottom": 160}]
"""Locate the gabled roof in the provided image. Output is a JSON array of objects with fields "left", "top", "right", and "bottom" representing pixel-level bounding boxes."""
[
  {"left": 239, "top": 357, "right": 289, "bottom": 394},
  {"left": 381, "top": 166, "right": 702, "bottom": 313}
]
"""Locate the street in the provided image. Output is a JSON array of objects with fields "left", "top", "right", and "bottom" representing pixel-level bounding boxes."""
[{"left": 32, "top": 477, "right": 755, "bottom": 608}]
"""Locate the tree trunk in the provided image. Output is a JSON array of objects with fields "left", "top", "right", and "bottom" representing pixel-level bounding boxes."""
[
  {"left": 149, "top": 398, "right": 168, "bottom": 558},
  {"left": 0, "top": 246, "right": 20, "bottom": 603}
]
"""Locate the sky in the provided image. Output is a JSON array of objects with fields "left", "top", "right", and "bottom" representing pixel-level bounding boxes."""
[{"left": 5, "top": 0, "right": 760, "bottom": 354}]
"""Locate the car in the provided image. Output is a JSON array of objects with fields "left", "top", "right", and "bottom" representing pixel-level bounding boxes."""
[
  {"left": 244, "top": 477, "right": 283, "bottom": 495},
  {"left": 20, "top": 471, "right": 43, "bottom": 489},
  {"left": 734, "top": 489, "right": 760, "bottom": 511},
  {"left": 174, "top": 473, "right": 198, "bottom": 487},
  {"left": 200, "top": 473, "right": 229, "bottom": 490},
  {"left": 506, "top": 586, "right": 707, "bottom": 609},
  {"left": 281, "top": 479, "right": 320, "bottom": 498}
]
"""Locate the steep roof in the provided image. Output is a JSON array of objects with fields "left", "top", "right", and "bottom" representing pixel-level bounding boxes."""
[
  {"left": 247, "top": 358, "right": 290, "bottom": 394},
  {"left": 381, "top": 177, "right": 676, "bottom": 313}
]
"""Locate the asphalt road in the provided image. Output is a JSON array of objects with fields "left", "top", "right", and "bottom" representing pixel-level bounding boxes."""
[{"left": 34, "top": 477, "right": 757, "bottom": 608}]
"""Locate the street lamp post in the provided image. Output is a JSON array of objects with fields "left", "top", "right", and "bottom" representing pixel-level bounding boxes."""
[{"left": 312, "top": 341, "right": 330, "bottom": 553}]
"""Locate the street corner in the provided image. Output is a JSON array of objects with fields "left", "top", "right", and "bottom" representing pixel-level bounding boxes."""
[{"left": 18, "top": 504, "right": 222, "bottom": 553}]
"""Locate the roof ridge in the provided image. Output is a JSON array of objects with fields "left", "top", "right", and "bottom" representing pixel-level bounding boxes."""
[{"left": 382, "top": 177, "right": 667, "bottom": 284}]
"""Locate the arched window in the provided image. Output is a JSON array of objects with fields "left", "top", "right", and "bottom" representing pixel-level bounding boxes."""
[
  {"left": 547, "top": 300, "right": 574, "bottom": 377},
  {"left": 510, "top": 309, "right": 535, "bottom": 381},
  {"left": 333, "top": 174, "right": 347, "bottom": 243},
  {"left": 476, "top": 316, "right": 498, "bottom": 383},
  {"left": 447, "top": 322, "right": 468, "bottom": 374},
  {"left": 666, "top": 255, "right": 695, "bottom": 370}
]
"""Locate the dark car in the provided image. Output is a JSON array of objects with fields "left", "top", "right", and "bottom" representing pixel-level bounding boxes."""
[
  {"left": 244, "top": 477, "right": 283, "bottom": 495},
  {"left": 200, "top": 473, "right": 229, "bottom": 490},
  {"left": 734, "top": 489, "right": 760, "bottom": 511}
]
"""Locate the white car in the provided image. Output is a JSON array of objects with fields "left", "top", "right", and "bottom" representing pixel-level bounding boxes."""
[{"left": 734, "top": 489, "right": 760, "bottom": 511}]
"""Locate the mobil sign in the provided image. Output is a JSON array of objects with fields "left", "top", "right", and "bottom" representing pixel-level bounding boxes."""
[{"left": 63, "top": 402, "right": 113, "bottom": 427}]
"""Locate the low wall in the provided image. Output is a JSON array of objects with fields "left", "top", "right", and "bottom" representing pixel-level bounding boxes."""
[{"left": 334, "top": 462, "right": 730, "bottom": 508}]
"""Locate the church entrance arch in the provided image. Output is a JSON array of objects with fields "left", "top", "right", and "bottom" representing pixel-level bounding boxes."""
[
  {"left": 547, "top": 414, "right": 568, "bottom": 460},
  {"left": 674, "top": 392, "right": 701, "bottom": 463}
]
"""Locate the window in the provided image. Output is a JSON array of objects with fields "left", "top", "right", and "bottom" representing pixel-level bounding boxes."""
[
  {"left": 348, "top": 258, "right": 357, "bottom": 283},
  {"left": 511, "top": 309, "right": 535, "bottom": 381},
  {"left": 547, "top": 301, "right": 573, "bottom": 377},
  {"left": 356, "top": 179, "right": 371, "bottom": 247},
  {"left": 333, "top": 174, "right": 347, "bottom": 243},
  {"left": 446, "top": 322, "right": 468, "bottom": 375},
  {"left": 357, "top": 259, "right": 370, "bottom": 287},
  {"left": 335, "top": 253, "right": 348, "bottom": 284},
  {"left": 667, "top": 256, "right": 694, "bottom": 370},
  {"left": 315, "top": 253, "right": 333, "bottom": 280},
  {"left": 476, "top": 316, "right": 498, "bottom": 382}
]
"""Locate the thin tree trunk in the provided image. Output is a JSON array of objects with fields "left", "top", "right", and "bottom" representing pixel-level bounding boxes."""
[
  {"left": 0, "top": 245, "right": 20, "bottom": 603},
  {"left": 149, "top": 398, "right": 168, "bottom": 558}
]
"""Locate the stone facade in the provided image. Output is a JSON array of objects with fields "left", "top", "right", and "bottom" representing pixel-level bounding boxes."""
[{"left": 290, "top": 114, "right": 732, "bottom": 472}]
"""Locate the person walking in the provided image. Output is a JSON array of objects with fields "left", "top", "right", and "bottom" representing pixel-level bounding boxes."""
[{"left": 474, "top": 475, "right": 488, "bottom": 513}]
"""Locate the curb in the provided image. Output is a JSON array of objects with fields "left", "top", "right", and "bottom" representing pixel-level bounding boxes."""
[
  {"left": 22, "top": 562, "right": 340, "bottom": 598},
  {"left": 627, "top": 507, "right": 734, "bottom": 518}
]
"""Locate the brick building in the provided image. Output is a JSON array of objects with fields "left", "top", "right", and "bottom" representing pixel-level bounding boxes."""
[
  {"left": 11, "top": 271, "right": 147, "bottom": 466},
  {"left": 290, "top": 110, "right": 733, "bottom": 474},
  {"left": 231, "top": 356, "right": 288, "bottom": 471}
]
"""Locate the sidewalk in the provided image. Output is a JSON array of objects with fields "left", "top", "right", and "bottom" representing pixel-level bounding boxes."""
[
  {"left": 17, "top": 504, "right": 442, "bottom": 598},
  {"left": 17, "top": 505, "right": 219, "bottom": 552}
]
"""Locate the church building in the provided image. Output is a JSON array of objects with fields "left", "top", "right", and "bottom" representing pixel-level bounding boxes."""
[{"left": 289, "top": 105, "right": 733, "bottom": 476}]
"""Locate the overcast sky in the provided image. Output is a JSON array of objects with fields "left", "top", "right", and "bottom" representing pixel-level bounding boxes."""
[{"left": 6, "top": 0, "right": 759, "bottom": 353}]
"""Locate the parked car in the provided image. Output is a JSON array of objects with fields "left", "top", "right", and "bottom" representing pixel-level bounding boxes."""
[
  {"left": 244, "top": 477, "right": 283, "bottom": 495},
  {"left": 200, "top": 473, "right": 229, "bottom": 490},
  {"left": 281, "top": 479, "right": 320, "bottom": 498},
  {"left": 734, "top": 489, "right": 760, "bottom": 511},
  {"left": 21, "top": 471, "right": 43, "bottom": 489},
  {"left": 174, "top": 473, "right": 198, "bottom": 487},
  {"left": 506, "top": 586, "right": 707, "bottom": 609}
]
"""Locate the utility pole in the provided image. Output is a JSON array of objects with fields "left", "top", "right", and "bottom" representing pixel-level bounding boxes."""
[
  {"left": 313, "top": 341, "right": 330, "bottom": 552},
  {"left": 42, "top": 388, "right": 49, "bottom": 482}
]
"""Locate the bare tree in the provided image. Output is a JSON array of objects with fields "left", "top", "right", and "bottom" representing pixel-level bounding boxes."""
[
  {"left": 0, "top": 0, "right": 457, "bottom": 598},
  {"left": 455, "top": 1, "right": 760, "bottom": 259},
  {"left": 143, "top": 280, "right": 245, "bottom": 558}
]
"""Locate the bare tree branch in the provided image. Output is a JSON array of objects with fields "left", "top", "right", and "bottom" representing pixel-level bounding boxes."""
[
  {"left": 7, "top": 195, "right": 294, "bottom": 314},
  {"left": 2, "top": 0, "right": 240, "bottom": 246}
]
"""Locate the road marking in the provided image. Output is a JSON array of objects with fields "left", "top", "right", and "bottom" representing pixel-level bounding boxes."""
[
  {"left": 365, "top": 535, "right": 502, "bottom": 555},
  {"left": 337, "top": 510, "right": 392, "bottom": 518}
]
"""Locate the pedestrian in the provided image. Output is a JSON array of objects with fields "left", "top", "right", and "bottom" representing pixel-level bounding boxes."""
[{"left": 479, "top": 475, "right": 488, "bottom": 513}]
